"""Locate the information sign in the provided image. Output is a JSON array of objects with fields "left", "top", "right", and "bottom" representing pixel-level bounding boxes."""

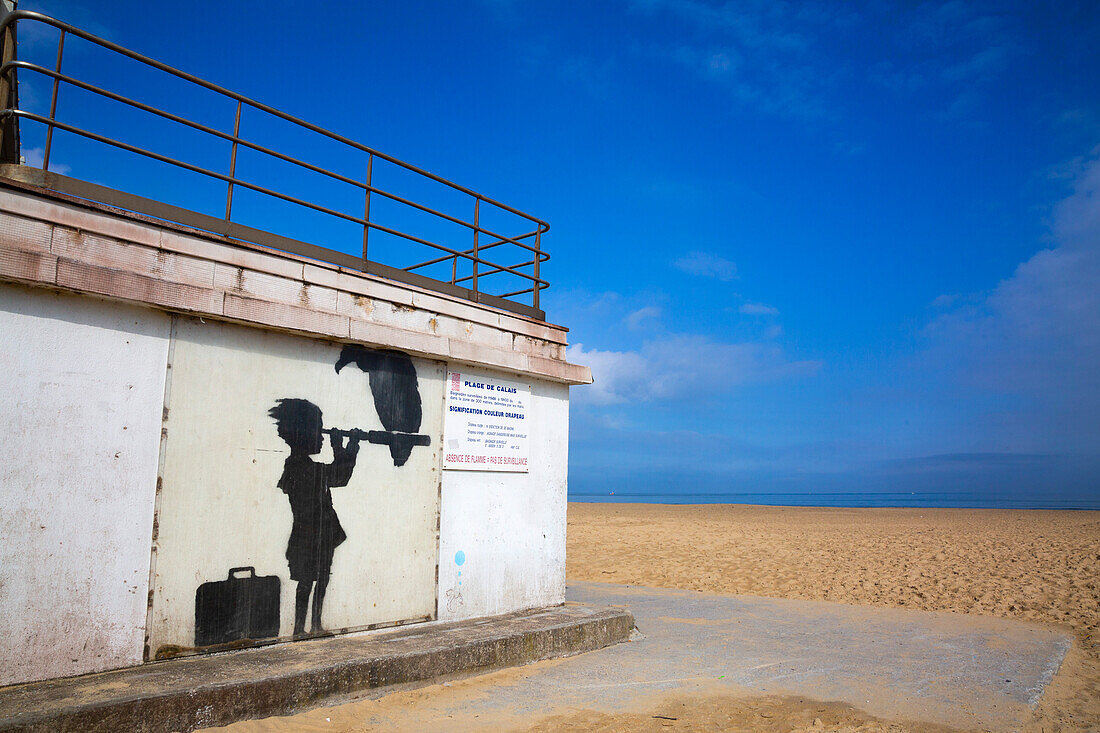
[{"left": 443, "top": 369, "right": 529, "bottom": 472}]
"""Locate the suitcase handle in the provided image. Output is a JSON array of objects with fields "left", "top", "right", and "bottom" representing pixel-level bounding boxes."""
[{"left": 227, "top": 566, "right": 257, "bottom": 579}]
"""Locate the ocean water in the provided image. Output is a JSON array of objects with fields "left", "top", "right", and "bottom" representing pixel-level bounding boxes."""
[{"left": 568, "top": 489, "right": 1100, "bottom": 510}]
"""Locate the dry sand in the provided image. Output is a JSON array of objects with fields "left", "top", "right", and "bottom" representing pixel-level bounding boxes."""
[
  {"left": 207, "top": 503, "right": 1099, "bottom": 732},
  {"left": 566, "top": 503, "right": 1100, "bottom": 731}
]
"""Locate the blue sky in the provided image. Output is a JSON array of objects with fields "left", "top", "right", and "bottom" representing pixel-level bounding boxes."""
[{"left": 13, "top": 1, "right": 1100, "bottom": 506}]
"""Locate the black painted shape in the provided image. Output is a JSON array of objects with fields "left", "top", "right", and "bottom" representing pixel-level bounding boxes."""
[
  {"left": 335, "top": 345, "right": 429, "bottom": 466},
  {"left": 194, "top": 567, "right": 281, "bottom": 646},
  {"left": 366, "top": 430, "right": 432, "bottom": 448},
  {"left": 269, "top": 398, "right": 361, "bottom": 635}
]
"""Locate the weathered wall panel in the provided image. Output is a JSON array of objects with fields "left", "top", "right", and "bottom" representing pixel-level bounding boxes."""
[
  {"left": 0, "top": 286, "right": 169, "bottom": 685},
  {"left": 146, "top": 319, "right": 443, "bottom": 657},
  {"left": 437, "top": 377, "right": 568, "bottom": 620},
  {"left": 0, "top": 185, "right": 582, "bottom": 685}
]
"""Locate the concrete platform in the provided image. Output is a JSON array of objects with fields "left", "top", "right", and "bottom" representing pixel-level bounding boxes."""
[
  {"left": 0, "top": 603, "right": 633, "bottom": 733},
  {"left": 565, "top": 583, "right": 1072, "bottom": 729},
  {"left": 272, "top": 582, "right": 1072, "bottom": 731}
]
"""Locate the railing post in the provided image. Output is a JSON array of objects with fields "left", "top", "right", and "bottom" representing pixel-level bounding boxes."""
[
  {"left": 533, "top": 227, "right": 541, "bottom": 310},
  {"left": 362, "top": 153, "right": 373, "bottom": 263},
  {"left": 0, "top": 2, "right": 20, "bottom": 164},
  {"left": 224, "top": 100, "right": 242, "bottom": 220},
  {"left": 42, "top": 29, "right": 66, "bottom": 171},
  {"left": 472, "top": 197, "right": 479, "bottom": 300}
]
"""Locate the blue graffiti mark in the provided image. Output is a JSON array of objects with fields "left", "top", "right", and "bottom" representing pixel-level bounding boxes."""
[{"left": 455, "top": 550, "right": 466, "bottom": 566}]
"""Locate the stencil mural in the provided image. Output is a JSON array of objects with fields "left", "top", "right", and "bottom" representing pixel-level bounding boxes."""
[
  {"left": 194, "top": 567, "right": 281, "bottom": 646},
  {"left": 148, "top": 318, "right": 443, "bottom": 659},
  {"left": 334, "top": 345, "right": 432, "bottom": 466},
  {"left": 269, "top": 398, "right": 360, "bottom": 635},
  {"left": 261, "top": 345, "right": 431, "bottom": 638}
]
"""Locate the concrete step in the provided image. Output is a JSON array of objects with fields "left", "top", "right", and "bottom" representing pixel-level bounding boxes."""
[{"left": 0, "top": 604, "right": 634, "bottom": 733}]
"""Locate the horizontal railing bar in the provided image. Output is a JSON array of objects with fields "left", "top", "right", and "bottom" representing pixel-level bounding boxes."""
[
  {"left": 0, "top": 60, "right": 550, "bottom": 260},
  {"left": 363, "top": 217, "right": 548, "bottom": 288},
  {"left": 498, "top": 286, "right": 538, "bottom": 298},
  {"left": 0, "top": 10, "right": 549, "bottom": 231},
  {"left": 2, "top": 109, "right": 364, "bottom": 224},
  {"left": 404, "top": 240, "right": 505, "bottom": 274},
  {"left": 4, "top": 109, "right": 550, "bottom": 288},
  {"left": 454, "top": 256, "right": 540, "bottom": 285},
  {"left": 403, "top": 229, "right": 546, "bottom": 272},
  {"left": 358, "top": 255, "right": 543, "bottom": 319}
]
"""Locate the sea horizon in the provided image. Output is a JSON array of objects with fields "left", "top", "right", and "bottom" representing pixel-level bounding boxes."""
[{"left": 568, "top": 490, "right": 1100, "bottom": 510}]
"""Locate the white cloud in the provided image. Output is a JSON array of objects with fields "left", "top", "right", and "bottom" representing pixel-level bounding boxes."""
[
  {"left": 567, "top": 343, "right": 649, "bottom": 405},
  {"left": 739, "top": 302, "right": 779, "bottom": 316},
  {"left": 568, "top": 336, "right": 819, "bottom": 406},
  {"left": 630, "top": 0, "right": 859, "bottom": 119},
  {"left": 625, "top": 305, "right": 661, "bottom": 330},
  {"left": 708, "top": 52, "right": 732, "bottom": 73},
  {"left": 1053, "top": 147, "right": 1100, "bottom": 248},
  {"left": 636, "top": 0, "right": 1018, "bottom": 123},
  {"left": 923, "top": 148, "right": 1100, "bottom": 450},
  {"left": 674, "top": 251, "right": 738, "bottom": 281}
]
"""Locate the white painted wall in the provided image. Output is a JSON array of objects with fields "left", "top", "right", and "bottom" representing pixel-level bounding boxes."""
[
  {"left": 146, "top": 319, "right": 444, "bottom": 656},
  {"left": 437, "top": 376, "right": 569, "bottom": 621},
  {"left": 0, "top": 283, "right": 572, "bottom": 684},
  {"left": 0, "top": 285, "right": 170, "bottom": 685}
]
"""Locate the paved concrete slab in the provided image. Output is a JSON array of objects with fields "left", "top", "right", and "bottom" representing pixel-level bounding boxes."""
[
  {"left": 566, "top": 583, "right": 1071, "bottom": 729},
  {"left": 0, "top": 604, "right": 633, "bottom": 733},
  {"left": 313, "top": 582, "right": 1071, "bottom": 731}
]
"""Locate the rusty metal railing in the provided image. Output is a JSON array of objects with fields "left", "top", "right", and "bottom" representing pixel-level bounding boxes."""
[{"left": 0, "top": 9, "right": 549, "bottom": 320}]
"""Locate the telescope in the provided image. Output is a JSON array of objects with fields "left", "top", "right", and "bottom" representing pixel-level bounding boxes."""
[{"left": 322, "top": 427, "right": 431, "bottom": 450}]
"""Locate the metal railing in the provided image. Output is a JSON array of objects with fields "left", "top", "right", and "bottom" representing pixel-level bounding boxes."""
[{"left": 0, "top": 9, "right": 549, "bottom": 320}]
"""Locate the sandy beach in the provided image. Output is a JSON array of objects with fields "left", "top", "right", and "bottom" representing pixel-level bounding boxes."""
[
  {"left": 565, "top": 503, "right": 1100, "bottom": 731},
  {"left": 208, "top": 503, "right": 1099, "bottom": 731}
]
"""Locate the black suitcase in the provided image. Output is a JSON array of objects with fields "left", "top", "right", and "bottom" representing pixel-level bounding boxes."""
[{"left": 194, "top": 567, "right": 280, "bottom": 646}]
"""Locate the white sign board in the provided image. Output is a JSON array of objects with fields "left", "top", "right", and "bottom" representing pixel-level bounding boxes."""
[{"left": 444, "top": 369, "right": 529, "bottom": 472}]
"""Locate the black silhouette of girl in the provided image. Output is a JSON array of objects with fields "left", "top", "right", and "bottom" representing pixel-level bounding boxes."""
[{"left": 268, "top": 398, "right": 360, "bottom": 635}]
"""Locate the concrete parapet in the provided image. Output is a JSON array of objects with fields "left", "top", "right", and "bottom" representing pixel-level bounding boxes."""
[
  {"left": 0, "top": 604, "right": 634, "bottom": 733},
  {"left": 0, "top": 180, "right": 590, "bottom": 385}
]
